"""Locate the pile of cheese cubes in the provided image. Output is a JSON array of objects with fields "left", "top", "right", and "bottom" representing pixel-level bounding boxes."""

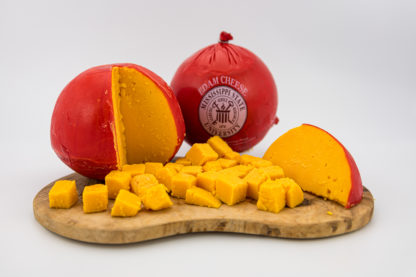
[{"left": 48, "top": 136, "right": 304, "bottom": 217}]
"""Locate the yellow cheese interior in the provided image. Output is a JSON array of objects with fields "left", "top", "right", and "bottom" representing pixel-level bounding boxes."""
[
  {"left": 263, "top": 125, "right": 351, "bottom": 206},
  {"left": 112, "top": 66, "right": 178, "bottom": 167}
]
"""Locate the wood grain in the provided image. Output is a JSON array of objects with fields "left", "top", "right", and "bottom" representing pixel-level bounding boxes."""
[{"left": 33, "top": 173, "right": 374, "bottom": 244}]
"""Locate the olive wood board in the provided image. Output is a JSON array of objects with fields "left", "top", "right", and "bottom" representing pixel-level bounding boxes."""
[{"left": 33, "top": 173, "right": 374, "bottom": 244}]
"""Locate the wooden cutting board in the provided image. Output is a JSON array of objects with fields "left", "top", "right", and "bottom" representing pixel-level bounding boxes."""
[{"left": 33, "top": 173, "right": 374, "bottom": 244}]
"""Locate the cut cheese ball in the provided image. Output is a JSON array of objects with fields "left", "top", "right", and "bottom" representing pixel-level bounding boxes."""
[
  {"left": 207, "top": 136, "right": 233, "bottom": 157},
  {"left": 276, "top": 178, "right": 304, "bottom": 208},
  {"left": 51, "top": 64, "right": 185, "bottom": 179},
  {"left": 244, "top": 168, "right": 269, "bottom": 200},
  {"left": 196, "top": 171, "right": 218, "bottom": 193},
  {"left": 105, "top": 170, "right": 131, "bottom": 199},
  {"left": 185, "top": 187, "right": 221, "bottom": 208},
  {"left": 180, "top": 165, "right": 203, "bottom": 176},
  {"left": 142, "top": 184, "right": 173, "bottom": 210},
  {"left": 263, "top": 124, "right": 363, "bottom": 208},
  {"left": 49, "top": 180, "right": 78, "bottom": 209},
  {"left": 185, "top": 143, "right": 218, "bottom": 165},
  {"left": 203, "top": 160, "right": 223, "bottom": 172},
  {"left": 257, "top": 180, "right": 286, "bottom": 214},
  {"left": 223, "top": 151, "right": 241, "bottom": 163},
  {"left": 217, "top": 158, "right": 238, "bottom": 169},
  {"left": 131, "top": 174, "right": 159, "bottom": 198},
  {"left": 121, "top": 164, "right": 145, "bottom": 176},
  {"left": 215, "top": 175, "right": 247, "bottom": 205},
  {"left": 218, "top": 165, "right": 253, "bottom": 178},
  {"left": 164, "top": 162, "right": 184, "bottom": 172},
  {"left": 144, "top": 162, "right": 164, "bottom": 176},
  {"left": 155, "top": 167, "right": 177, "bottom": 191},
  {"left": 171, "top": 173, "right": 197, "bottom": 199},
  {"left": 111, "top": 189, "right": 141, "bottom": 217},
  {"left": 175, "top": 157, "right": 192, "bottom": 166},
  {"left": 82, "top": 184, "right": 108, "bottom": 213},
  {"left": 262, "top": 165, "right": 285, "bottom": 180}
]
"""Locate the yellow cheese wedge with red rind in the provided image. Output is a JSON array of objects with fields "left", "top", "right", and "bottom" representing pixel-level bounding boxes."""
[{"left": 263, "top": 124, "right": 363, "bottom": 208}]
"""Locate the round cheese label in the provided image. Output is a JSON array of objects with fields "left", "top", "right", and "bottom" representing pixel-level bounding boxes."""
[{"left": 198, "top": 85, "right": 247, "bottom": 138}]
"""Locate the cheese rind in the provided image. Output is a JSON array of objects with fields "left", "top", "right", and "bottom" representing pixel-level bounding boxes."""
[
  {"left": 111, "top": 189, "right": 141, "bottom": 217},
  {"left": 257, "top": 180, "right": 286, "bottom": 214},
  {"left": 105, "top": 170, "right": 131, "bottom": 199},
  {"left": 186, "top": 143, "right": 218, "bottom": 165},
  {"left": 49, "top": 180, "right": 78, "bottom": 209},
  {"left": 82, "top": 184, "right": 108, "bottom": 213},
  {"left": 185, "top": 187, "right": 221, "bottom": 208}
]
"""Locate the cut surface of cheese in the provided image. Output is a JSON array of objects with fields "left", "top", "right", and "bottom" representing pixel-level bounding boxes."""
[
  {"left": 111, "top": 66, "right": 180, "bottom": 167},
  {"left": 263, "top": 124, "right": 363, "bottom": 208},
  {"left": 185, "top": 187, "right": 221, "bottom": 208}
]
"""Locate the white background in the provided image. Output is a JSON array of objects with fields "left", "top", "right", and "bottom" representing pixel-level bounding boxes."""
[{"left": 1, "top": 0, "right": 415, "bottom": 276}]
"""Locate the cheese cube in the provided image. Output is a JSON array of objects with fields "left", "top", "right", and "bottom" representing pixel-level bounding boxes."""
[
  {"left": 180, "top": 165, "right": 203, "bottom": 176},
  {"left": 82, "top": 184, "right": 108, "bottom": 213},
  {"left": 171, "top": 173, "right": 197, "bottom": 199},
  {"left": 215, "top": 175, "right": 247, "bottom": 205},
  {"left": 111, "top": 189, "right": 141, "bottom": 217},
  {"left": 251, "top": 159, "right": 273, "bottom": 168},
  {"left": 244, "top": 168, "right": 269, "bottom": 200},
  {"left": 131, "top": 174, "right": 159, "bottom": 199},
  {"left": 262, "top": 165, "right": 285, "bottom": 180},
  {"left": 155, "top": 167, "right": 177, "bottom": 191},
  {"left": 218, "top": 158, "right": 238, "bottom": 169},
  {"left": 207, "top": 136, "right": 233, "bottom": 157},
  {"left": 223, "top": 151, "right": 241, "bottom": 163},
  {"left": 203, "top": 160, "right": 223, "bottom": 172},
  {"left": 196, "top": 171, "right": 218, "bottom": 193},
  {"left": 105, "top": 170, "right": 131, "bottom": 199},
  {"left": 144, "top": 162, "right": 164, "bottom": 175},
  {"left": 121, "top": 164, "right": 145, "bottom": 176},
  {"left": 240, "top": 154, "right": 262, "bottom": 165},
  {"left": 164, "top": 162, "right": 184, "bottom": 172},
  {"left": 49, "top": 180, "right": 78, "bottom": 209},
  {"left": 186, "top": 187, "right": 221, "bottom": 208},
  {"left": 257, "top": 180, "right": 286, "bottom": 214},
  {"left": 218, "top": 165, "right": 253, "bottom": 178},
  {"left": 186, "top": 143, "right": 218, "bottom": 165},
  {"left": 142, "top": 184, "right": 173, "bottom": 210},
  {"left": 175, "top": 157, "right": 192, "bottom": 166},
  {"left": 277, "top": 178, "right": 304, "bottom": 208}
]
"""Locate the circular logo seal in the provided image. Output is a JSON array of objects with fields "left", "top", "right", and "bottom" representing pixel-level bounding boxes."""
[{"left": 199, "top": 85, "right": 247, "bottom": 138}]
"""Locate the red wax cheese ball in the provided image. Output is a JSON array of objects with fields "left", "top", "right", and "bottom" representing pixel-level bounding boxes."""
[
  {"left": 263, "top": 124, "right": 363, "bottom": 208},
  {"left": 171, "top": 31, "right": 278, "bottom": 152},
  {"left": 51, "top": 64, "right": 185, "bottom": 179}
]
